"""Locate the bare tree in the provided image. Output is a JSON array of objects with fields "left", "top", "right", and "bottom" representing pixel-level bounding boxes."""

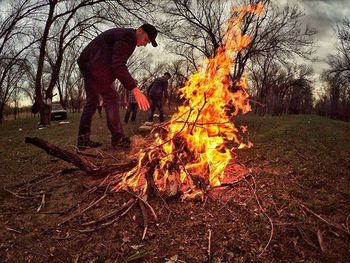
[
  {"left": 33, "top": 0, "right": 113, "bottom": 126},
  {"left": 0, "top": 0, "right": 44, "bottom": 123},
  {"left": 154, "top": 1, "right": 315, "bottom": 115},
  {"left": 320, "top": 18, "right": 350, "bottom": 121}
]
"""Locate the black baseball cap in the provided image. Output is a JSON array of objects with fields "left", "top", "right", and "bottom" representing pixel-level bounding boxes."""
[{"left": 141, "top": 23, "right": 158, "bottom": 47}]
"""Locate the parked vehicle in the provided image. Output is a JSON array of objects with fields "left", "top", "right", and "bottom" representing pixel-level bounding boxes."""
[{"left": 50, "top": 103, "right": 67, "bottom": 120}]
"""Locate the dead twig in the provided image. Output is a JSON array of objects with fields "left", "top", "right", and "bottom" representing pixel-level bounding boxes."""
[
  {"left": 6, "top": 227, "right": 22, "bottom": 234},
  {"left": 190, "top": 93, "right": 207, "bottom": 134},
  {"left": 297, "top": 226, "right": 318, "bottom": 249},
  {"left": 147, "top": 107, "right": 194, "bottom": 152},
  {"left": 209, "top": 176, "right": 249, "bottom": 189},
  {"left": 297, "top": 201, "right": 349, "bottom": 235},
  {"left": 36, "top": 193, "right": 46, "bottom": 212},
  {"left": 76, "top": 149, "right": 105, "bottom": 159},
  {"left": 3, "top": 187, "right": 34, "bottom": 199},
  {"left": 7, "top": 172, "right": 59, "bottom": 189},
  {"left": 99, "top": 202, "right": 136, "bottom": 228},
  {"left": 81, "top": 198, "right": 136, "bottom": 226},
  {"left": 207, "top": 228, "right": 212, "bottom": 262},
  {"left": 245, "top": 174, "right": 274, "bottom": 257},
  {"left": 58, "top": 194, "right": 107, "bottom": 226},
  {"left": 139, "top": 200, "right": 149, "bottom": 240},
  {"left": 317, "top": 230, "right": 326, "bottom": 252},
  {"left": 127, "top": 191, "right": 158, "bottom": 222}
]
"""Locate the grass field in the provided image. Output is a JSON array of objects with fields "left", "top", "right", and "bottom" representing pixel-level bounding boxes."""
[{"left": 0, "top": 111, "right": 349, "bottom": 262}]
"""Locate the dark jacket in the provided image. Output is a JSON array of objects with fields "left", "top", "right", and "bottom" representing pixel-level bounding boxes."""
[
  {"left": 77, "top": 28, "right": 137, "bottom": 91},
  {"left": 147, "top": 76, "right": 169, "bottom": 100}
]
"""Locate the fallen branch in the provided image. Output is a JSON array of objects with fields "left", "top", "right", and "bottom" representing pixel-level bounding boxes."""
[
  {"left": 25, "top": 137, "right": 97, "bottom": 172},
  {"left": 25, "top": 137, "right": 137, "bottom": 177}
]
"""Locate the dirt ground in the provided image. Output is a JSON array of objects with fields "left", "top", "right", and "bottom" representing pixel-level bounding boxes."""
[
  {"left": 1, "top": 115, "right": 349, "bottom": 262},
  {"left": 0, "top": 150, "right": 349, "bottom": 263}
]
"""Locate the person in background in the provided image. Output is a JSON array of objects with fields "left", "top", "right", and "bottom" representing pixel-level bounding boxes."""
[
  {"left": 77, "top": 23, "right": 157, "bottom": 149},
  {"left": 147, "top": 72, "right": 171, "bottom": 123},
  {"left": 97, "top": 95, "right": 103, "bottom": 118},
  {"left": 124, "top": 90, "right": 138, "bottom": 123}
]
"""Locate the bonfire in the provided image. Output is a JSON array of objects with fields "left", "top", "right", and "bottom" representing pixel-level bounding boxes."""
[
  {"left": 113, "top": 3, "right": 263, "bottom": 199},
  {"left": 23, "top": 2, "right": 264, "bottom": 243}
]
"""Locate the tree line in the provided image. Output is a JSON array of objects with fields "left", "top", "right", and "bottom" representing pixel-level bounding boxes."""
[{"left": 0, "top": 0, "right": 348, "bottom": 124}]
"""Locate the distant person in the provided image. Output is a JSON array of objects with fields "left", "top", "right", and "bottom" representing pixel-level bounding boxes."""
[
  {"left": 124, "top": 90, "right": 138, "bottom": 123},
  {"left": 147, "top": 72, "right": 171, "bottom": 123},
  {"left": 97, "top": 96, "right": 103, "bottom": 118},
  {"left": 77, "top": 24, "right": 157, "bottom": 149}
]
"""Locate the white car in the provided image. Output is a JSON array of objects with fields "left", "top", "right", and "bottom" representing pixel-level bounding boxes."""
[{"left": 50, "top": 103, "right": 67, "bottom": 120}]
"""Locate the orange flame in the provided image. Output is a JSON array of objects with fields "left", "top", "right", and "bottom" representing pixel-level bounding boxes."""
[{"left": 115, "top": 3, "right": 262, "bottom": 197}]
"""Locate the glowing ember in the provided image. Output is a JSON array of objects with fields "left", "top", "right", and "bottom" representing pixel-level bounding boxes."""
[{"left": 115, "top": 3, "right": 263, "bottom": 198}]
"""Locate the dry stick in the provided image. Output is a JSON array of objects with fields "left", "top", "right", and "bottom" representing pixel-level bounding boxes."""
[
  {"left": 143, "top": 105, "right": 194, "bottom": 140},
  {"left": 190, "top": 93, "right": 207, "bottom": 134},
  {"left": 297, "top": 201, "right": 349, "bottom": 234},
  {"left": 117, "top": 109, "right": 194, "bottom": 196},
  {"left": 81, "top": 198, "right": 136, "bottom": 226},
  {"left": 139, "top": 200, "right": 149, "bottom": 240},
  {"left": 317, "top": 230, "right": 326, "bottom": 252},
  {"left": 245, "top": 174, "right": 274, "bottom": 257},
  {"left": 179, "top": 159, "right": 208, "bottom": 195},
  {"left": 75, "top": 149, "right": 105, "bottom": 159},
  {"left": 79, "top": 201, "right": 136, "bottom": 233},
  {"left": 171, "top": 120, "right": 231, "bottom": 126},
  {"left": 127, "top": 191, "right": 158, "bottom": 222},
  {"left": 248, "top": 98, "right": 266, "bottom": 107},
  {"left": 6, "top": 227, "right": 21, "bottom": 234},
  {"left": 58, "top": 194, "right": 107, "bottom": 226},
  {"left": 96, "top": 149, "right": 121, "bottom": 162},
  {"left": 3, "top": 187, "right": 34, "bottom": 199},
  {"left": 296, "top": 225, "right": 318, "bottom": 249},
  {"left": 209, "top": 172, "right": 251, "bottom": 189},
  {"left": 100, "top": 202, "right": 136, "bottom": 228},
  {"left": 7, "top": 171, "right": 59, "bottom": 189},
  {"left": 207, "top": 228, "right": 212, "bottom": 262},
  {"left": 147, "top": 107, "right": 194, "bottom": 151},
  {"left": 36, "top": 193, "right": 46, "bottom": 212},
  {"left": 25, "top": 137, "right": 97, "bottom": 172}
]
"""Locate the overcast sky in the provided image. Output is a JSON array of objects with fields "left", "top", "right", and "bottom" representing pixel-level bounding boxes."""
[{"left": 279, "top": 0, "right": 350, "bottom": 76}]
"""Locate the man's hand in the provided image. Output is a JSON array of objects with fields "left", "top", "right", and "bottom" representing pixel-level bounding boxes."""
[{"left": 132, "top": 87, "right": 150, "bottom": 111}]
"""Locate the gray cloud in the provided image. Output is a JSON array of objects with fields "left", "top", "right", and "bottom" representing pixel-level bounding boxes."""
[{"left": 277, "top": 0, "right": 350, "bottom": 75}]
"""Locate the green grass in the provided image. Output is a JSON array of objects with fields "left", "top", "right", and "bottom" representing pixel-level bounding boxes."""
[
  {"left": 1, "top": 112, "right": 349, "bottom": 176},
  {"left": 1, "top": 112, "right": 349, "bottom": 196},
  {"left": 0, "top": 108, "right": 154, "bottom": 186}
]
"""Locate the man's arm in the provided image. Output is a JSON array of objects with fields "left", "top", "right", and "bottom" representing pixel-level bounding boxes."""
[{"left": 111, "top": 40, "right": 137, "bottom": 91}]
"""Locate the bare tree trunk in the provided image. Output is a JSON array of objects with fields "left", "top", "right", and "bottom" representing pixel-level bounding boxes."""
[{"left": 34, "top": 0, "right": 56, "bottom": 126}]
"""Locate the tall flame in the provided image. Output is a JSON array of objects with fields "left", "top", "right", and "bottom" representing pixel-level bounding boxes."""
[{"left": 115, "top": 3, "right": 263, "bottom": 197}]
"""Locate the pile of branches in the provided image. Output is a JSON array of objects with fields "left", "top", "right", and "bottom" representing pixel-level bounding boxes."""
[{"left": 24, "top": 135, "right": 249, "bottom": 238}]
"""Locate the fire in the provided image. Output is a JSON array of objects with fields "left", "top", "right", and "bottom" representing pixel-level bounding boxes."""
[{"left": 115, "top": 3, "right": 262, "bottom": 198}]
